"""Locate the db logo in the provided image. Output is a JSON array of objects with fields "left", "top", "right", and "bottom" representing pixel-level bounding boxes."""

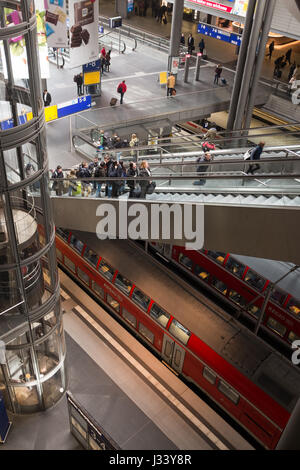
[
  {"left": 291, "top": 340, "right": 300, "bottom": 365},
  {"left": 291, "top": 80, "right": 300, "bottom": 105}
]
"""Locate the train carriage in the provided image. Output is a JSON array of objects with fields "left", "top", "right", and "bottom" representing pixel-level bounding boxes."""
[
  {"left": 151, "top": 243, "right": 300, "bottom": 349},
  {"left": 55, "top": 229, "right": 300, "bottom": 450}
]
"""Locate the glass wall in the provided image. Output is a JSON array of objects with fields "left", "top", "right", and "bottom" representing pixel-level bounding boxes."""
[{"left": 0, "top": 0, "right": 67, "bottom": 414}]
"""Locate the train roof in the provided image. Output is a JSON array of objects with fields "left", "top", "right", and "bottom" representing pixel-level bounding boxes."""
[
  {"left": 231, "top": 254, "right": 300, "bottom": 300},
  {"left": 68, "top": 231, "right": 300, "bottom": 412}
]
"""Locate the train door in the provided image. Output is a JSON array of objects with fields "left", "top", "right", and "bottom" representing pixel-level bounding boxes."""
[{"left": 162, "top": 334, "right": 185, "bottom": 374}]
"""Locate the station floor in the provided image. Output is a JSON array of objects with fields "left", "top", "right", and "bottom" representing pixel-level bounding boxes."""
[{"left": 99, "top": 0, "right": 300, "bottom": 83}]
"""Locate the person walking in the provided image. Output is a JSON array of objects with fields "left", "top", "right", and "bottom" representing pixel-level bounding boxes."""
[
  {"left": 193, "top": 152, "right": 211, "bottom": 185},
  {"left": 74, "top": 73, "right": 83, "bottom": 96},
  {"left": 117, "top": 80, "right": 127, "bottom": 104},
  {"left": 167, "top": 72, "right": 176, "bottom": 97},
  {"left": 67, "top": 170, "right": 78, "bottom": 196},
  {"left": 246, "top": 142, "right": 265, "bottom": 175},
  {"left": 285, "top": 48, "right": 292, "bottom": 66},
  {"left": 187, "top": 33, "right": 194, "bottom": 55},
  {"left": 199, "top": 38, "right": 205, "bottom": 54},
  {"left": 180, "top": 33, "right": 185, "bottom": 46},
  {"left": 267, "top": 40, "right": 275, "bottom": 59},
  {"left": 43, "top": 89, "right": 51, "bottom": 107},
  {"left": 214, "top": 65, "right": 223, "bottom": 85}
]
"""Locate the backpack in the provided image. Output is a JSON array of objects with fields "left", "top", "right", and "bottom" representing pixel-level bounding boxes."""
[
  {"left": 117, "top": 84, "right": 122, "bottom": 93},
  {"left": 202, "top": 141, "right": 215, "bottom": 152},
  {"left": 73, "top": 74, "right": 78, "bottom": 83}
]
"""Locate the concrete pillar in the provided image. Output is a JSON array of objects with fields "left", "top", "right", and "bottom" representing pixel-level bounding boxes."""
[
  {"left": 276, "top": 398, "right": 300, "bottom": 449},
  {"left": 233, "top": 0, "right": 268, "bottom": 131},
  {"left": 243, "top": 0, "right": 276, "bottom": 132},
  {"left": 116, "top": 0, "right": 128, "bottom": 19},
  {"left": 226, "top": 0, "right": 257, "bottom": 132},
  {"left": 168, "top": 0, "right": 184, "bottom": 73}
]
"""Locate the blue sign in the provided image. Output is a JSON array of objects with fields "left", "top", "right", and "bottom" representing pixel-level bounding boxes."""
[
  {"left": 57, "top": 95, "right": 92, "bottom": 119},
  {"left": 197, "top": 23, "right": 242, "bottom": 47},
  {"left": 83, "top": 60, "right": 100, "bottom": 72},
  {"left": 0, "top": 114, "right": 27, "bottom": 130},
  {"left": 0, "top": 392, "right": 10, "bottom": 443}
]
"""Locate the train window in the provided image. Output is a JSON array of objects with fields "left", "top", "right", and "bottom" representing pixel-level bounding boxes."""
[
  {"left": 107, "top": 294, "right": 120, "bottom": 313},
  {"left": 150, "top": 303, "right": 170, "bottom": 328},
  {"left": 244, "top": 269, "right": 266, "bottom": 292},
  {"left": 218, "top": 380, "right": 239, "bottom": 405},
  {"left": 56, "top": 228, "right": 69, "bottom": 241},
  {"left": 178, "top": 253, "right": 193, "bottom": 270},
  {"left": 122, "top": 308, "right": 137, "bottom": 328},
  {"left": 286, "top": 297, "right": 300, "bottom": 316},
  {"left": 69, "top": 235, "right": 84, "bottom": 255},
  {"left": 56, "top": 248, "right": 63, "bottom": 261},
  {"left": 91, "top": 281, "right": 104, "bottom": 299},
  {"left": 194, "top": 264, "right": 209, "bottom": 281},
  {"left": 114, "top": 273, "right": 132, "bottom": 296},
  {"left": 207, "top": 251, "right": 226, "bottom": 265},
  {"left": 211, "top": 277, "right": 228, "bottom": 295},
  {"left": 203, "top": 366, "right": 217, "bottom": 385},
  {"left": 225, "top": 256, "right": 245, "bottom": 279},
  {"left": 228, "top": 290, "right": 246, "bottom": 307},
  {"left": 139, "top": 323, "right": 154, "bottom": 344},
  {"left": 64, "top": 256, "right": 76, "bottom": 273},
  {"left": 98, "top": 259, "right": 115, "bottom": 281},
  {"left": 77, "top": 267, "right": 89, "bottom": 285},
  {"left": 169, "top": 320, "right": 191, "bottom": 345},
  {"left": 287, "top": 331, "right": 300, "bottom": 344},
  {"left": 267, "top": 317, "right": 287, "bottom": 338},
  {"left": 247, "top": 304, "right": 260, "bottom": 318},
  {"left": 131, "top": 288, "right": 150, "bottom": 312},
  {"left": 270, "top": 288, "right": 286, "bottom": 307},
  {"left": 83, "top": 247, "right": 98, "bottom": 267}
]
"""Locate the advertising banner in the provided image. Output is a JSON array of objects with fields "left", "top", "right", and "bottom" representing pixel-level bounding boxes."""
[
  {"left": 44, "top": 0, "right": 68, "bottom": 47},
  {"left": 68, "top": 0, "right": 99, "bottom": 69},
  {"left": 1, "top": 1, "right": 49, "bottom": 79},
  {"left": 187, "top": 0, "right": 233, "bottom": 14},
  {"left": 171, "top": 57, "right": 180, "bottom": 74},
  {"left": 232, "top": 0, "right": 249, "bottom": 17}
]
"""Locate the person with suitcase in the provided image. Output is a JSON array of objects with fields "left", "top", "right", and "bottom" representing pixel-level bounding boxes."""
[{"left": 214, "top": 65, "right": 223, "bottom": 85}]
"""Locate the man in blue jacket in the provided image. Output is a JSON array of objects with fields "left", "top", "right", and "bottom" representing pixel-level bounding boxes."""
[{"left": 246, "top": 142, "right": 265, "bottom": 174}]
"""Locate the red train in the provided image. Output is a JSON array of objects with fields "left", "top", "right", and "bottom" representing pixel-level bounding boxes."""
[
  {"left": 148, "top": 243, "right": 300, "bottom": 350},
  {"left": 55, "top": 229, "right": 300, "bottom": 450}
]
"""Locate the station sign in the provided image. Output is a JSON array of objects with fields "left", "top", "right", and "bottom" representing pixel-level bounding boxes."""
[{"left": 197, "top": 22, "right": 242, "bottom": 46}]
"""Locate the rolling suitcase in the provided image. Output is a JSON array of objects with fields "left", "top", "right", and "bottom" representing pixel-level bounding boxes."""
[{"left": 110, "top": 97, "right": 118, "bottom": 106}]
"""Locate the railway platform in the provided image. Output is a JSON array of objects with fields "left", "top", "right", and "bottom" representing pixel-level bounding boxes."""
[{"left": 1, "top": 270, "right": 252, "bottom": 450}]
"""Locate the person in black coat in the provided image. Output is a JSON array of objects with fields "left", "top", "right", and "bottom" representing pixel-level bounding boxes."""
[
  {"left": 43, "top": 89, "right": 51, "bottom": 107},
  {"left": 199, "top": 38, "right": 205, "bottom": 54},
  {"left": 127, "top": 162, "right": 138, "bottom": 198},
  {"left": 52, "top": 165, "right": 64, "bottom": 195},
  {"left": 187, "top": 34, "right": 194, "bottom": 54},
  {"left": 139, "top": 160, "right": 151, "bottom": 199}
]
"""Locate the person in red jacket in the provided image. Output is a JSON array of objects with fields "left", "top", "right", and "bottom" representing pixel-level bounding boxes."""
[{"left": 117, "top": 80, "right": 127, "bottom": 104}]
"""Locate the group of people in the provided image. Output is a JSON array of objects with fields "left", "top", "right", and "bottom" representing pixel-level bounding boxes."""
[
  {"left": 51, "top": 154, "right": 154, "bottom": 200},
  {"left": 99, "top": 46, "right": 111, "bottom": 74},
  {"left": 180, "top": 33, "right": 205, "bottom": 56}
]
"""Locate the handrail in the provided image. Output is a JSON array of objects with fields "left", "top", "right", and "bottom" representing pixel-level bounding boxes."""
[{"left": 72, "top": 132, "right": 300, "bottom": 159}]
